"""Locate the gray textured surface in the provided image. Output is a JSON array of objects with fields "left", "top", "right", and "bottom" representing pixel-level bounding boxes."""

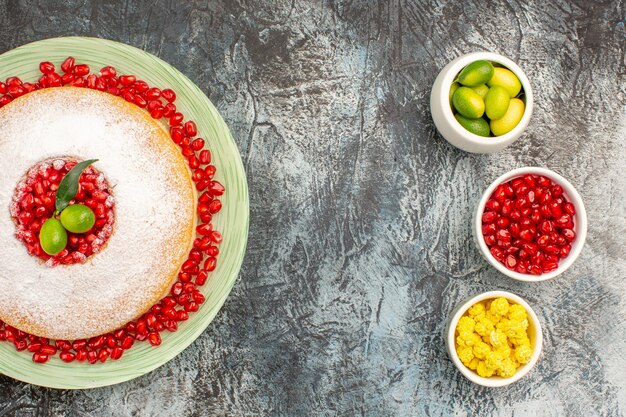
[{"left": 0, "top": 0, "right": 625, "bottom": 416}]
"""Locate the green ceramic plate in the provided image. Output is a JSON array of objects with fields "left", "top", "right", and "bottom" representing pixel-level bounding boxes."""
[{"left": 0, "top": 37, "right": 249, "bottom": 389}]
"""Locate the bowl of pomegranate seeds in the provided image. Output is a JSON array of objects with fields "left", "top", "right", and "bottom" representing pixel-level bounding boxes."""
[{"left": 474, "top": 167, "right": 587, "bottom": 281}]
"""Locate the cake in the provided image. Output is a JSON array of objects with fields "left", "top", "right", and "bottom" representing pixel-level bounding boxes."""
[{"left": 0, "top": 87, "right": 197, "bottom": 340}]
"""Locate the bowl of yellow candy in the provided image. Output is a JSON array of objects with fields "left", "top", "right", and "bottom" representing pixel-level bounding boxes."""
[
  {"left": 430, "top": 52, "right": 533, "bottom": 153},
  {"left": 445, "top": 291, "right": 543, "bottom": 387}
]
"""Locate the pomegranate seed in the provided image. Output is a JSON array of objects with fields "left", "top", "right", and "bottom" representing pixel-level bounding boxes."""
[
  {"left": 73, "top": 349, "right": 87, "bottom": 362},
  {"left": 169, "top": 112, "right": 184, "bottom": 126},
  {"left": 208, "top": 200, "right": 222, "bottom": 213},
  {"left": 544, "top": 244, "right": 560, "bottom": 255},
  {"left": 148, "top": 332, "right": 161, "bottom": 346},
  {"left": 145, "top": 87, "right": 161, "bottom": 99},
  {"left": 133, "top": 95, "right": 147, "bottom": 108},
  {"left": 504, "top": 255, "right": 517, "bottom": 269},
  {"left": 196, "top": 270, "right": 209, "bottom": 285},
  {"left": 185, "top": 302, "right": 199, "bottom": 312},
  {"left": 14, "top": 340, "right": 27, "bottom": 351},
  {"left": 32, "top": 353, "right": 49, "bottom": 363},
  {"left": 87, "top": 350, "right": 98, "bottom": 364},
  {"left": 490, "top": 247, "right": 505, "bottom": 262},
  {"left": 55, "top": 340, "right": 72, "bottom": 351},
  {"left": 61, "top": 57, "right": 75, "bottom": 73},
  {"left": 208, "top": 181, "right": 225, "bottom": 196},
  {"left": 543, "top": 261, "right": 559, "bottom": 272},
  {"left": 8, "top": 85, "right": 26, "bottom": 97},
  {"left": 193, "top": 291, "right": 205, "bottom": 304},
  {"left": 73, "top": 64, "right": 90, "bottom": 76},
  {"left": 184, "top": 121, "right": 198, "bottom": 136},
  {"left": 39, "top": 61, "right": 55, "bottom": 74},
  {"left": 27, "top": 341, "right": 42, "bottom": 352},
  {"left": 88, "top": 335, "right": 105, "bottom": 349},
  {"left": 496, "top": 217, "right": 509, "bottom": 228},
  {"left": 555, "top": 214, "right": 571, "bottom": 227},
  {"left": 39, "top": 345, "right": 57, "bottom": 355},
  {"left": 151, "top": 107, "right": 164, "bottom": 119},
  {"left": 170, "top": 127, "right": 185, "bottom": 144},
  {"left": 171, "top": 282, "right": 184, "bottom": 296},
  {"left": 204, "top": 165, "right": 216, "bottom": 178},
  {"left": 111, "top": 347, "right": 124, "bottom": 360},
  {"left": 199, "top": 150, "right": 211, "bottom": 164},
  {"left": 117, "top": 75, "right": 135, "bottom": 86},
  {"left": 188, "top": 156, "right": 200, "bottom": 169},
  {"left": 98, "top": 348, "right": 110, "bottom": 362},
  {"left": 134, "top": 80, "right": 149, "bottom": 93},
  {"left": 60, "top": 352, "right": 76, "bottom": 362},
  {"left": 519, "top": 228, "right": 534, "bottom": 242},
  {"left": 191, "top": 138, "right": 205, "bottom": 151},
  {"left": 562, "top": 229, "right": 576, "bottom": 242},
  {"left": 196, "top": 179, "right": 210, "bottom": 191},
  {"left": 204, "top": 257, "right": 217, "bottom": 271},
  {"left": 100, "top": 66, "right": 117, "bottom": 78},
  {"left": 163, "top": 102, "right": 176, "bottom": 117},
  {"left": 161, "top": 88, "right": 176, "bottom": 102},
  {"left": 121, "top": 336, "right": 134, "bottom": 349}
]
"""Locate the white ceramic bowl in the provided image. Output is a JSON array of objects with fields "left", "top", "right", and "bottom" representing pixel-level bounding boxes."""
[
  {"left": 430, "top": 52, "right": 533, "bottom": 153},
  {"left": 473, "top": 167, "right": 587, "bottom": 282},
  {"left": 445, "top": 291, "right": 543, "bottom": 387}
]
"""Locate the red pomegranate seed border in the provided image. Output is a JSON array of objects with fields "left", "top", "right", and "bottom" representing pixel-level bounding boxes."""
[
  {"left": 481, "top": 174, "right": 577, "bottom": 275},
  {"left": 0, "top": 57, "right": 225, "bottom": 364}
]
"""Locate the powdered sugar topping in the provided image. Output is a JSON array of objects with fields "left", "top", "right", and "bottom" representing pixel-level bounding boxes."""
[{"left": 0, "top": 88, "right": 196, "bottom": 340}]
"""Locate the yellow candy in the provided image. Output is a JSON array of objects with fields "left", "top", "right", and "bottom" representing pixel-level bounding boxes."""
[
  {"left": 486, "top": 350, "right": 505, "bottom": 370},
  {"left": 489, "top": 329, "right": 508, "bottom": 349},
  {"left": 456, "top": 316, "right": 476, "bottom": 333},
  {"left": 490, "top": 297, "right": 510, "bottom": 316},
  {"left": 458, "top": 346, "right": 474, "bottom": 365},
  {"left": 455, "top": 298, "right": 533, "bottom": 379},
  {"left": 474, "top": 317, "right": 495, "bottom": 337},
  {"left": 473, "top": 341, "right": 491, "bottom": 360},
  {"left": 498, "top": 358, "right": 517, "bottom": 378},
  {"left": 508, "top": 304, "right": 527, "bottom": 322},
  {"left": 486, "top": 311, "right": 501, "bottom": 325},
  {"left": 468, "top": 358, "right": 480, "bottom": 370},
  {"left": 515, "top": 345, "right": 533, "bottom": 364},
  {"left": 467, "top": 302, "right": 485, "bottom": 318},
  {"left": 498, "top": 346, "right": 511, "bottom": 358},
  {"left": 476, "top": 361, "right": 495, "bottom": 377}
]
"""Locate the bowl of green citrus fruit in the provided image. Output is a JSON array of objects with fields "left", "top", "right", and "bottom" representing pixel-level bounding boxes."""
[{"left": 430, "top": 52, "right": 533, "bottom": 153}]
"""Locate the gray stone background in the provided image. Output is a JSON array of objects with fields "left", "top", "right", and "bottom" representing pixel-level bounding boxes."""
[{"left": 0, "top": 0, "right": 624, "bottom": 416}]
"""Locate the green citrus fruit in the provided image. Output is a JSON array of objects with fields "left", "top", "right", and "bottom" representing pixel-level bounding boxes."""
[
  {"left": 490, "top": 98, "right": 525, "bottom": 136},
  {"left": 487, "top": 67, "right": 522, "bottom": 97},
  {"left": 60, "top": 204, "right": 96, "bottom": 233},
  {"left": 40, "top": 218, "right": 68, "bottom": 256},
  {"left": 471, "top": 84, "right": 489, "bottom": 99},
  {"left": 484, "top": 85, "right": 511, "bottom": 120},
  {"left": 449, "top": 82, "right": 460, "bottom": 104},
  {"left": 452, "top": 87, "right": 485, "bottom": 118},
  {"left": 458, "top": 60, "right": 494, "bottom": 87},
  {"left": 454, "top": 114, "right": 490, "bottom": 137}
]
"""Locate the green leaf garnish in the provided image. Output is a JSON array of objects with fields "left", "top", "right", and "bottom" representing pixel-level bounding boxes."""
[{"left": 55, "top": 159, "right": 99, "bottom": 214}]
